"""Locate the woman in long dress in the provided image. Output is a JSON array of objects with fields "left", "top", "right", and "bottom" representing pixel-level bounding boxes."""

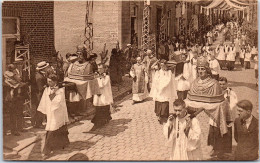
[{"left": 37, "top": 74, "right": 69, "bottom": 158}]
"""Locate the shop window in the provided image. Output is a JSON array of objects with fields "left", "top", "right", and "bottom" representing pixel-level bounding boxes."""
[
  {"left": 2, "top": 17, "right": 20, "bottom": 35},
  {"left": 2, "top": 17, "right": 20, "bottom": 72}
]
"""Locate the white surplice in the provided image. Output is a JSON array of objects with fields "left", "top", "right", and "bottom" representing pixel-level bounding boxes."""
[
  {"left": 150, "top": 69, "right": 177, "bottom": 102},
  {"left": 163, "top": 115, "right": 202, "bottom": 160},
  {"left": 93, "top": 75, "right": 113, "bottom": 106},
  {"left": 216, "top": 45, "right": 226, "bottom": 61},
  {"left": 37, "top": 87, "right": 69, "bottom": 131},
  {"left": 176, "top": 62, "right": 191, "bottom": 91}
]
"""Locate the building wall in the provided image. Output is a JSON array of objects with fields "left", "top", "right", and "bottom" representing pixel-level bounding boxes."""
[
  {"left": 92, "top": 1, "right": 121, "bottom": 54},
  {"left": 2, "top": 1, "right": 54, "bottom": 64},
  {"left": 54, "top": 1, "right": 86, "bottom": 57},
  {"left": 54, "top": 1, "right": 122, "bottom": 57},
  {"left": 122, "top": 1, "right": 177, "bottom": 50},
  {"left": 121, "top": 1, "right": 131, "bottom": 49}
]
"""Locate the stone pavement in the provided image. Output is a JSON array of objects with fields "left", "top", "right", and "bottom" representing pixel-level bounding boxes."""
[
  {"left": 3, "top": 29, "right": 259, "bottom": 161},
  {"left": 4, "top": 66, "right": 258, "bottom": 161},
  {"left": 3, "top": 76, "right": 132, "bottom": 160}
]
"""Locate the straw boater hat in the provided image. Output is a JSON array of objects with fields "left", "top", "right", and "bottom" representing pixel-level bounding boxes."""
[
  {"left": 68, "top": 54, "right": 78, "bottom": 62},
  {"left": 36, "top": 61, "right": 49, "bottom": 70}
]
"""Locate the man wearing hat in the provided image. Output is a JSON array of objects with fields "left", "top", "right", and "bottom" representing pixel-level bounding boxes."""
[
  {"left": 4, "top": 64, "right": 26, "bottom": 135},
  {"left": 34, "top": 61, "right": 53, "bottom": 128}
]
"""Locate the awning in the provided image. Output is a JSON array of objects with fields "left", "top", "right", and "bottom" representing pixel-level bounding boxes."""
[
  {"left": 202, "top": 0, "right": 249, "bottom": 10},
  {"left": 230, "top": 0, "right": 250, "bottom": 6},
  {"left": 203, "top": 0, "right": 224, "bottom": 9}
]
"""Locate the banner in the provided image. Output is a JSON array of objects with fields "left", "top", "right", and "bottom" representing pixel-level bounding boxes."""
[{"left": 185, "top": 99, "right": 232, "bottom": 136}]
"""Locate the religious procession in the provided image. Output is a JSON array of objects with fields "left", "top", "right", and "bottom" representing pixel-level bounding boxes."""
[{"left": 2, "top": 0, "right": 259, "bottom": 161}]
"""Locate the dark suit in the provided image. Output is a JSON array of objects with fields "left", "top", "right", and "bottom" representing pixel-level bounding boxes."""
[
  {"left": 34, "top": 72, "right": 47, "bottom": 127},
  {"left": 234, "top": 116, "right": 259, "bottom": 160}
]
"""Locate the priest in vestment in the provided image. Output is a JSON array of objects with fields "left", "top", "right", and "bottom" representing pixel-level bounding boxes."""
[
  {"left": 37, "top": 74, "right": 69, "bottom": 157},
  {"left": 130, "top": 57, "right": 148, "bottom": 104},
  {"left": 163, "top": 99, "right": 202, "bottom": 160}
]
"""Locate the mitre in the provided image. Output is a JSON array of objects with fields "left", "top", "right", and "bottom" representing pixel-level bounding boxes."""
[{"left": 197, "top": 56, "right": 209, "bottom": 68}]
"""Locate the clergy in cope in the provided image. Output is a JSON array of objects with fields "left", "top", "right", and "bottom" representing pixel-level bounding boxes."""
[{"left": 163, "top": 99, "right": 202, "bottom": 160}]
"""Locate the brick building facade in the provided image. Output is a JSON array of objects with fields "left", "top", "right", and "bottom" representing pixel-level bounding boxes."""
[
  {"left": 2, "top": 1, "right": 55, "bottom": 69},
  {"left": 54, "top": 1, "right": 203, "bottom": 56},
  {"left": 2, "top": 1, "right": 211, "bottom": 70},
  {"left": 54, "top": 1, "right": 123, "bottom": 57}
]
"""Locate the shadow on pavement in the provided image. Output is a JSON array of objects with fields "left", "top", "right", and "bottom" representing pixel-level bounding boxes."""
[
  {"left": 26, "top": 135, "right": 45, "bottom": 160},
  {"left": 228, "top": 80, "right": 258, "bottom": 91},
  {"left": 85, "top": 118, "right": 132, "bottom": 137},
  {"left": 68, "top": 121, "right": 85, "bottom": 129},
  {"left": 206, "top": 145, "right": 236, "bottom": 161},
  {"left": 3, "top": 131, "right": 40, "bottom": 154},
  {"left": 27, "top": 137, "right": 97, "bottom": 161}
]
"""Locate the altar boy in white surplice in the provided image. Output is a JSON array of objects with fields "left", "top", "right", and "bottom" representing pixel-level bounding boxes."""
[{"left": 163, "top": 99, "right": 202, "bottom": 160}]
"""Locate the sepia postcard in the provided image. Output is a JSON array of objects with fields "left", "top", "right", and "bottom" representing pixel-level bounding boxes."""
[{"left": 2, "top": 0, "right": 259, "bottom": 161}]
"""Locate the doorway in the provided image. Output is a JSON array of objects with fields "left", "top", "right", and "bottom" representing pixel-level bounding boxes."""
[
  {"left": 156, "top": 8, "right": 162, "bottom": 43},
  {"left": 131, "top": 17, "right": 138, "bottom": 46}
]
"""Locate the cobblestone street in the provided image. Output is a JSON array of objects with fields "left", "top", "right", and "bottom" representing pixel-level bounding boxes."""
[
  {"left": 2, "top": 1, "right": 258, "bottom": 160},
  {"left": 4, "top": 66, "right": 258, "bottom": 161}
]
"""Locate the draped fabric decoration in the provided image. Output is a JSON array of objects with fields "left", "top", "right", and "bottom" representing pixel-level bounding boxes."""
[
  {"left": 246, "top": 7, "right": 250, "bottom": 21},
  {"left": 182, "top": 2, "right": 186, "bottom": 15},
  {"left": 218, "top": 2, "right": 228, "bottom": 10},
  {"left": 176, "top": 3, "right": 182, "bottom": 18},
  {"left": 225, "top": 0, "right": 246, "bottom": 10},
  {"left": 206, "top": 8, "right": 209, "bottom": 15},
  {"left": 203, "top": 0, "right": 224, "bottom": 9},
  {"left": 185, "top": 99, "right": 232, "bottom": 136},
  {"left": 202, "top": 0, "right": 249, "bottom": 11},
  {"left": 230, "top": 0, "right": 250, "bottom": 6}
]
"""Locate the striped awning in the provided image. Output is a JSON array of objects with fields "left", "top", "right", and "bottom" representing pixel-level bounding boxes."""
[{"left": 202, "top": 0, "right": 249, "bottom": 10}]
